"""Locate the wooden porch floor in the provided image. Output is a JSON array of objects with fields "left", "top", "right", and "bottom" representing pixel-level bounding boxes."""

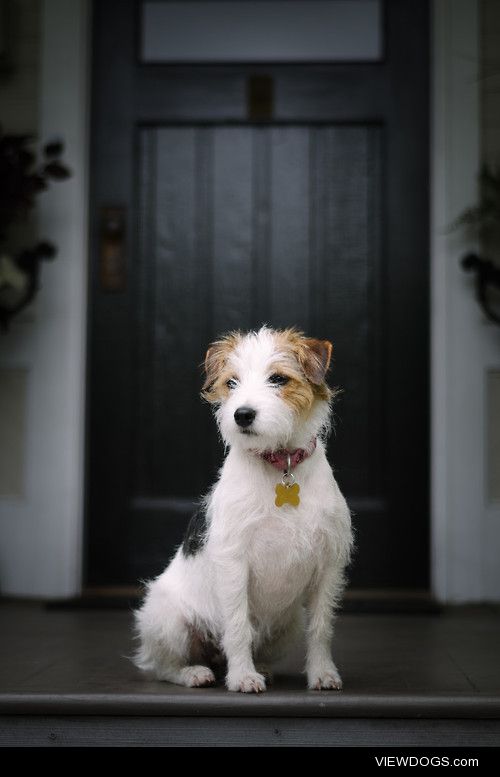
[{"left": 0, "top": 601, "right": 499, "bottom": 747}]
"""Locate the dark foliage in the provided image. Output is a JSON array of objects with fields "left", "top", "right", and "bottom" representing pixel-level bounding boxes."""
[
  {"left": 454, "top": 164, "right": 500, "bottom": 238},
  {"left": 461, "top": 253, "right": 500, "bottom": 325},
  {"left": 0, "top": 127, "right": 71, "bottom": 329},
  {"left": 455, "top": 166, "right": 500, "bottom": 327}
]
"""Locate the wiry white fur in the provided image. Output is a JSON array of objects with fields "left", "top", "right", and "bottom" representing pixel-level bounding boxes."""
[{"left": 134, "top": 327, "right": 353, "bottom": 692}]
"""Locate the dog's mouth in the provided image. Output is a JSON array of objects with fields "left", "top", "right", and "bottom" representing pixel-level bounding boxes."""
[{"left": 239, "top": 429, "right": 258, "bottom": 436}]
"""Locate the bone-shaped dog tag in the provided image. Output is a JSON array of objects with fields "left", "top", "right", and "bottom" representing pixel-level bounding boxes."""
[{"left": 275, "top": 482, "right": 300, "bottom": 508}]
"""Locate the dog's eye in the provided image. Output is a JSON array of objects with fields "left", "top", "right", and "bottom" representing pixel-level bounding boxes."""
[
  {"left": 268, "top": 374, "right": 289, "bottom": 387},
  {"left": 226, "top": 378, "right": 238, "bottom": 390}
]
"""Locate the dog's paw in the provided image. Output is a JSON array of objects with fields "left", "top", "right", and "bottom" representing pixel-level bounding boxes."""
[
  {"left": 308, "top": 668, "right": 343, "bottom": 691},
  {"left": 180, "top": 665, "right": 216, "bottom": 688},
  {"left": 226, "top": 671, "right": 267, "bottom": 693}
]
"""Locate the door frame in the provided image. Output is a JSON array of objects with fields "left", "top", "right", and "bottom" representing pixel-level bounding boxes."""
[
  {"left": 25, "top": 0, "right": 489, "bottom": 600},
  {"left": 86, "top": 0, "right": 431, "bottom": 590}
]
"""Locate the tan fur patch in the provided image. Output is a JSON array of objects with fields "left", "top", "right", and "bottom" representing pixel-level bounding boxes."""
[
  {"left": 267, "top": 360, "right": 316, "bottom": 414},
  {"left": 281, "top": 377, "right": 316, "bottom": 414},
  {"left": 201, "top": 331, "right": 242, "bottom": 403},
  {"left": 274, "top": 328, "right": 334, "bottom": 404}
]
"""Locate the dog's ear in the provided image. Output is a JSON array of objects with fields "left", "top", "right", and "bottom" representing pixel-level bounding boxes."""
[
  {"left": 201, "top": 332, "right": 241, "bottom": 399},
  {"left": 298, "top": 338, "right": 332, "bottom": 385},
  {"left": 202, "top": 343, "right": 224, "bottom": 395}
]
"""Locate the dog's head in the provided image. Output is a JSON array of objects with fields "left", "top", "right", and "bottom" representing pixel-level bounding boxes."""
[{"left": 201, "top": 326, "right": 334, "bottom": 452}]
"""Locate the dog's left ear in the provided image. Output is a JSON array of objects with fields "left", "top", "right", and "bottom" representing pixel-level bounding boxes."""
[{"left": 298, "top": 338, "right": 333, "bottom": 385}]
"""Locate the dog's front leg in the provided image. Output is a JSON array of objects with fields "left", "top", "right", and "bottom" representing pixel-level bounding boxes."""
[
  {"left": 305, "top": 563, "right": 344, "bottom": 690},
  {"left": 216, "top": 556, "right": 266, "bottom": 693}
]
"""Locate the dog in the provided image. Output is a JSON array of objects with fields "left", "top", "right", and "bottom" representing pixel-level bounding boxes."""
[{"left": 134, "top": 326, "right": 352, "bottom": 693}]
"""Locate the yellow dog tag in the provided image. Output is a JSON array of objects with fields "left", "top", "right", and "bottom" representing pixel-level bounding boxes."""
[{"left": 275, "top": 482, "right": 300, "bottom": 508}]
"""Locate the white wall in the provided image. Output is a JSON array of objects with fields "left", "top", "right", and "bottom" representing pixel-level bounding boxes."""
[
  {"left": 0, "top": 0, "right": 89, "bottom": 597},
  {"left": 432, "top": 0, "right": 500, "bottom": 602}
]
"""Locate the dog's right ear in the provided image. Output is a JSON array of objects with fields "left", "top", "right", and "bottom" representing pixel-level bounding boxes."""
[
  {"left": 201, "top": 331, "right": 241, "bottom": 401},
  {"left": 202, "top": 343, "right": 222, "bottom": 397}
]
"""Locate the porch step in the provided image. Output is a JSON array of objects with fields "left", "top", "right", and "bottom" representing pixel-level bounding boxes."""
[{"left": 1, "top": 602, "right": 499, "bottom": 747}]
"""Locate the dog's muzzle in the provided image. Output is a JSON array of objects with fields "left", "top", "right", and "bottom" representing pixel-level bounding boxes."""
[{"left": 234, "top": 406, "right": 256, "bottom": 428}]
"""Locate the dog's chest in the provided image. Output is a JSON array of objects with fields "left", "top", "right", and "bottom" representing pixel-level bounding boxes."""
[{"left": 246, "top": 509, "right": 324, "bottom": 610}]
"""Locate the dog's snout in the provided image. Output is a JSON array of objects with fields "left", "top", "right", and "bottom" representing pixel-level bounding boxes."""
[{"left": 234, "top": 406, "right": 256, "bottom": 428}]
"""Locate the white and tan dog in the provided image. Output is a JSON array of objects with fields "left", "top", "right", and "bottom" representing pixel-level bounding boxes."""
[{"left": 134, "top": 326, "right": 352, "bottom": 693}]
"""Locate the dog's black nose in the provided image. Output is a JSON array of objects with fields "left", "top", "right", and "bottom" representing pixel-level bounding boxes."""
[{"left": 234, "top": 406, "right": 256, "bottom": 428}]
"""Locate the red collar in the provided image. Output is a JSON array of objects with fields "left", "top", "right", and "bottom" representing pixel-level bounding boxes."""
[{"left": 258, "top": 438, "right": 317, "bottom": 471}]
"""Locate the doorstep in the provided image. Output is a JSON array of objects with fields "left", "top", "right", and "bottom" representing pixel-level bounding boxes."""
[{"left": 0, "top": 602, "right": 499, "bottom": 747}]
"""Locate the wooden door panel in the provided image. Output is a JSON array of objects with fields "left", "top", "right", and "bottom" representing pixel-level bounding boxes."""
[
  {"left": 130, "top": 124, "right": 383, "bottom": 581},
  {"left": 269, "top": 127, "right": 311, "bottom": 326},
  {"left": 213, "top": 128, "right": 254, "bottom": 332}
]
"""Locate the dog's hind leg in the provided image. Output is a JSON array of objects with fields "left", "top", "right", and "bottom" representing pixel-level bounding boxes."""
[{"left": 133, "top": 589, "right": 215, "bottom": 688}]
